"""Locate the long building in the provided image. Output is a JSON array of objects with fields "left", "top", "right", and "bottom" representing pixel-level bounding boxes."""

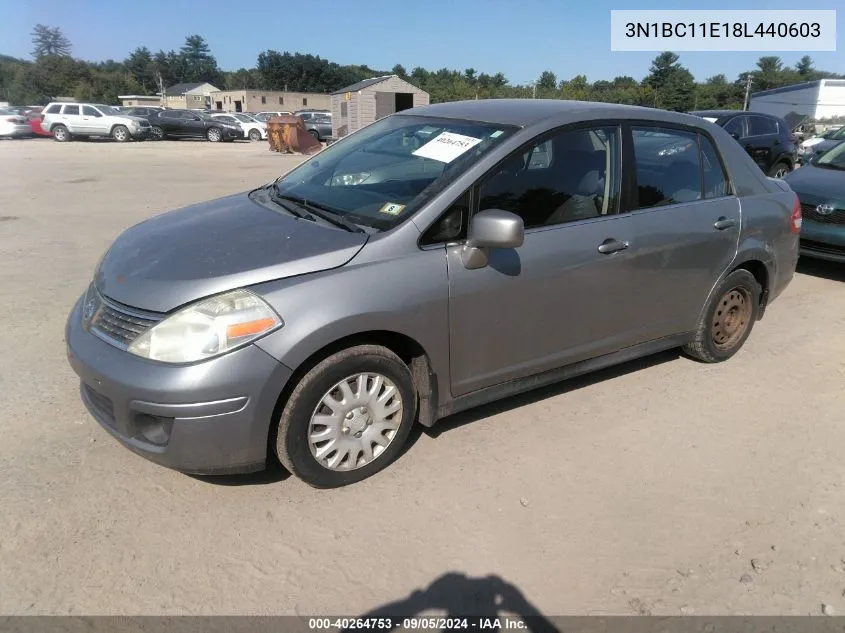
[{"left": 209, "top": 90, "right": 331, "bottom": 113}]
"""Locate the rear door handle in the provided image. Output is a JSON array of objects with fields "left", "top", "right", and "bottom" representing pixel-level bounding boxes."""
[
  {"left": 714, "top": 217, "right": 737, "bottom": 230},
  {"left": 597, "top": 238, "right": 629, "bottom": 254}
]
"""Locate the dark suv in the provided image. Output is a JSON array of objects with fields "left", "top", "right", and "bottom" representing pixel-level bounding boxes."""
[
  {"left": 148, "top": 109, "right": 242, "bottom": 142},
  {"left": 690, "top": 110, "right": 797, "bottom": 178}
]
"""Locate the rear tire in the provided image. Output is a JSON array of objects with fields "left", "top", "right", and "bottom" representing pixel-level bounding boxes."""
[
  {"left": 308, "top": 129, "right": 319, "bottom": 141},
  {"left": 206, "top": 127, "right": 222, "bottom": 142},
  {"left": 111, "top": 125, "right": 130, "bottom": 142},
  {"left": 683, "top": 269, "right": 760, "bottom": 363},
  {"left": 150, "top": 125, "right": 164, "bottom": 140},
  {"left": 52, "top": 125, "right": 71, "bottom": 142},
  {"left": 275, "top": 345, "right": 417, "bottom": 488},
  {"left": 248, "top": 128, "right": 262, "bottom": 141},
  {"left": 768, "top": 161, "right": 790, "bottom": 178}
]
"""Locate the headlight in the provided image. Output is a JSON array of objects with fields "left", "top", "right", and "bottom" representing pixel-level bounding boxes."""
[
  {"left": 331, "top": 172, "right": 370, "bottom": 186},
  {"left": 127, "top": 289, "right": 282, "bottom": 363}
]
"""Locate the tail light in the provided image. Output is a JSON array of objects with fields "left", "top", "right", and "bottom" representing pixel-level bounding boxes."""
[{"left": 790, "top": 194, "right": 802, "bottom": 234}]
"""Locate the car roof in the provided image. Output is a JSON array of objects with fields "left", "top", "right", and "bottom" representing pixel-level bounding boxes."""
[{"left": 403, "top": 99, "right": 714, "bottom": 128}]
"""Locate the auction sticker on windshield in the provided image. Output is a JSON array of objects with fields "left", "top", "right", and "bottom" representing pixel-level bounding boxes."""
[
  {"left": 379, "top": 202, "right": 406, "bottom": 216},
  {"left": 412, "top": 132, "right": 482, "bottom": 163}
]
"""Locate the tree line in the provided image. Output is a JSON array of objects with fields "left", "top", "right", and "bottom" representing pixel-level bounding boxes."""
[{"left": 1, "top": 25, "right": 842, "bottom": 111}]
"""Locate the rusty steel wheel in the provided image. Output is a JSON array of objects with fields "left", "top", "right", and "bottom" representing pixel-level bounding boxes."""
[
  {"left": 711, "top": 286, "right": 753, "bottom": 350},
  {"left": 684, "top": 269, "right": 760, "bottom": 364}
]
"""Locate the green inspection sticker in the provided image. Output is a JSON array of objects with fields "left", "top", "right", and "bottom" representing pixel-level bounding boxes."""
[
  {"left": 490, "top": 130, "right": 504, "bottom": 138},
  {"left": 379, "top": 202, "right": 406, "bottom": 215}
]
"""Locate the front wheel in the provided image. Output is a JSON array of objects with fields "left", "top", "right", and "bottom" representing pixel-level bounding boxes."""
[
  {"left": 248, "top": 128, "right": 262, "bottom": 141},
  {"left": 150, "top": 125, "right": 164, "bottom": 140},
  {"left": 112, "top": 125, "right": 130, "bottom": 142},
  {"left": 206, "top": 127, "right": 222, "bottom": 142},
  {"left": 275, "top": 345, "right": 417, "bottom": 488},
  {"left": 683, "top": 269, "right": 760, "bottom": 363}
]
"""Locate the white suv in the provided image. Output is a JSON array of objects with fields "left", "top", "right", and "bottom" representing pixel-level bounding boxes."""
[{"left": 41, "top": 102, "right": 152, "bottom": 142}]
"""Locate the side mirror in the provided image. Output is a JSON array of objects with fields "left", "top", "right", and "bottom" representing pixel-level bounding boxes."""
[
  {"left": 730, "top": 132, "right": 741, "bottom": 140},
  {"left": 461, "top": 209, "right": 524, "bottom": 270}
]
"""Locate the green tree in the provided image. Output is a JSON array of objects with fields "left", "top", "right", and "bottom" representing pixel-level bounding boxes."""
[
  {"left": 795, "top": 55, "right": 814, "bottom": 76},
  {"left": 124, "top": 47, "right": 155, "bottom": 92},
  {"left": 31, "top": 24, "right": 71, "bottom": 59},
  {"left": 178, "top": 35, "right": 222, "bottom": 85}
]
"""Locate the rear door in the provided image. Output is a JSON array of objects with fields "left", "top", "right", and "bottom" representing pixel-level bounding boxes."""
[
  {"left": 60, "top": 104, "right": 83, "bottom": 133},
  {"left": 743, "top": 115, "right": 780, "bottom": 172},
  {"left": 623, "top": 124, "right": 740, "bottom": 337}
]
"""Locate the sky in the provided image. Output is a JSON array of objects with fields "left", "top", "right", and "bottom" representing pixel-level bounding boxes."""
[{"left": 1, "top": 0, "right": 843, "bottom": 85}]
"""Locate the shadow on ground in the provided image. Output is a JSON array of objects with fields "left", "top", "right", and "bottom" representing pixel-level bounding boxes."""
[
  {"left": 796, "top": 257, "right": 845, "bottom": 282},
  {"left": 347, "top": 572, "right": 559, "bottom": 633}
]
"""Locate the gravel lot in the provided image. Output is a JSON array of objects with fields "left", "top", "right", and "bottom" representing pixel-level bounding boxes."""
[{"left": 1, "top": 138, "right": 844, "bottom": 617}]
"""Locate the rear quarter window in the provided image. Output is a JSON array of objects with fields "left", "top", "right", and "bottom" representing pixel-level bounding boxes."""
[{"left": 45, "top": 104, "right": 62, "bottom": 114}]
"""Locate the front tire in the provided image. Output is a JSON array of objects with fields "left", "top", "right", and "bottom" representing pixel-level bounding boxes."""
[
  {"left": 248, "top": 128, "right": 262, "bottom": 141},
  {"left": 52, "top": 125, "right": 71, "bottom": 142},
  {"left": 150, "top": 125, "right": 164, "bottom": 140},
  {"left": 112, "top": 125, "right": 130, "bottom": 142},
  {"left": 275, "top": 345, "right": 417, "bottom": 488},
  {"left": 206, "top": 127, "right": 222, "bottom": 142},
  {"left": 683, "top": 269, "right": 760, "bottom": 363}
]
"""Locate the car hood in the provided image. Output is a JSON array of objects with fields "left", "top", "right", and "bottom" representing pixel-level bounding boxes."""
[
  {"left": 119, "top": 115, "right": 149, "bottom": 124},
  {"left": 784, "top": 164, "right": 845, "bottom": 202},
  {"left": 96, "top": 192, "right": 369, "bottom": 313}
]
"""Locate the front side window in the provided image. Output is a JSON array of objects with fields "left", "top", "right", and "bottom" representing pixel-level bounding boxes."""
[
  {"left": 722, "top": 116, "right": 745, "bottom": 138},
  {"left": 478, "top": 125, "right": 621, "bottom": 229},
  {"left": 62, "top": 105, "right": 80, "bottom": 115},
  {"left": 632, "top": 126, "right": 702, "bottom": 208},
  {"left": 82, "top": 106, "right": 101, "bottom": 117},
  {"left": 275, "top": 115, "right": 516, "bottom": 231},
  {"left": 93, "top": 105, "right": 119, "bottom": 116}
]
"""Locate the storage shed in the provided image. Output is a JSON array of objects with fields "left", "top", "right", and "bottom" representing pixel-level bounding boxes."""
[{"left": 330, "top": 75, "right": 429, "bottom": 139}]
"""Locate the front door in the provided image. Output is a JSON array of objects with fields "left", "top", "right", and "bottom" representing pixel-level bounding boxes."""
[
  {"left": 80, "top": 105, "right": 109, "bottom": 135},
  {"left": 447, "top": 124, "right": 642, "bottom": 396},
  {"left": 624, "top": 124, "right": 741, "bottom": 337}
]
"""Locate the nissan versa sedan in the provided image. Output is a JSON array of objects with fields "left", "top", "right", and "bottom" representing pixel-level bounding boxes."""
[
  {"left": 66, "top": 100, "right": 800, "bottom": 488},
  {"left": 784, "top": 141, "right": 845, "bottom": 262}
]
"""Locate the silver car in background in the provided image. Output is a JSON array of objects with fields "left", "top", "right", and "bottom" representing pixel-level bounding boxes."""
[{"left": 66, "top": 100, "right": 800, "bottom": 488}]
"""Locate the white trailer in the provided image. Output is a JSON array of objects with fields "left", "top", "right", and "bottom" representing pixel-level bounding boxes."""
[{"left": 750, "top": 79, "right": 845, "bottom": 125}]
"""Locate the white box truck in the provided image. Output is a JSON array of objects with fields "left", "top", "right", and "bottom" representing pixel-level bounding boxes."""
[{"left": 750, "top": 79, "right": 845, "bottom": 125}]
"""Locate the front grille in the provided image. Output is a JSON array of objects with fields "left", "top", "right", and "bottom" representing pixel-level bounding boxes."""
[
  {"left": 801, "top": 203, "right": 845, "bottom": 225},
  {"left": 87, "top": 290, "right": 161, "bottom": 348},
  {"left": 82, "top": 383, "right": 115, "bottom": 426}
]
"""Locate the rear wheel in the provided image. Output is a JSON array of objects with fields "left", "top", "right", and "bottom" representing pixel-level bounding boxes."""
[
  {"left": 52, "top": 125, "right": 70, "bottom": 142},
  {"left": 111, "top": 125, "right": 130, "bottom": 142},
  {"left": 308, "top": 129, "right": 319, "bottom": 141},
  {"left": 150, "top": 125, "right": 164, "bottom": 140},
  {"left": 206, "top": 127, "right": 222, "bottom": 142},
  {"left": 275, "top": 345, "right": 417, "bottom": 488},
  {"left": 768, "top": 161, "right": 790, "bottom": 178},
  {"left": 683, "top": 269, "right": 760, "bottom": 363},
  {"left": 248, "top": 128, "right": 262, "bottom": 141}
]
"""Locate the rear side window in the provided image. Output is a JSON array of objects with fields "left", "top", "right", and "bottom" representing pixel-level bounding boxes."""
[
  {"left": 161, "top": 111, "right": 179, "bottom": 119},
  {"left": 748, "top": 116, "right": 777, "bottom": 136},
  {"left": 632, "top": 127, "right": 701, "bottom": 208},
  {"left": 699, "top": 135, "right": 730, "bottom": 198},
  {"left": 45, "top": 104, "right": 62, "bottom": 114},
  {"left": 62, "top": 105, "right": 80, "bottom": 115}
]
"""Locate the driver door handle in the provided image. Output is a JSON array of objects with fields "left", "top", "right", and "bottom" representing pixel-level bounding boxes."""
[
  {"left": 597, "top": 238, "right": 629, "bottom": 254},
  {"left": 714, "top": 217, "right": 737, "bottom": 230}
]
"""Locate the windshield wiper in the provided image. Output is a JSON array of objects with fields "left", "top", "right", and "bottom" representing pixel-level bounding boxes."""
[
  {"left": 814, "top": 162, "right": 845, "bottom": 171},
  {"left": 267, "top": 186, "right": 316, "bottom": 221},
  {"left": 273, "top": 189, "right": 365, "bottom": 233}
]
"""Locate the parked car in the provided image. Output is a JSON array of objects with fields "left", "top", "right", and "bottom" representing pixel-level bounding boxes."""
[
  {"left": 294, "top": 109, "right": 331, "bottom": 120},
  {"left": 66, "top": 100, "right": 799, "bottom": 487},
  {"left": 784, "top": 142, "right": 845, "bottom": 262},
  {"left": 122, "top": 106, "right": 164, "bottom": 120},
  {"left": 253, "top": 111, "right": 293, "bottom": 122},
  {"left": 41, "top": 102, "right": 152, "bottom": 142},
  {"left": 689, "top": 110, "right": 797, "bottom": 178},
  {"left": 147, "top": 109, "right": 242, "bottom": 142},
  {"left": 297, "top": 113, "right": 332, "bottom": 142},
  {"left": 0, "top": 108, "right": 32, "bottom": 138},
  {"left": 211, "top": 112, "right": 267, "bottom": 141},
  {"left": 799, "top": 126, "right": 845, "bottom": 164}
]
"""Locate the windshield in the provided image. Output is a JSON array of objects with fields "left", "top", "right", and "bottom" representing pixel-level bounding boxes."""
[
  {"left": 816, "top": 141, "right": 845, "bottom": 169},
  {"left": 274, "top": 115, "right": 517, "bottom": 231},
  {"left": 95, "top": 105, "right": 120, "bottom": 116}
]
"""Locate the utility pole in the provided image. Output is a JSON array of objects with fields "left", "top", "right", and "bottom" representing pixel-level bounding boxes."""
[
  {"left": 532, "top": 82, "right": 536, "bottom": 99},
  {"left": 743, "top": 75, "right": 753, "bottom": 111}
]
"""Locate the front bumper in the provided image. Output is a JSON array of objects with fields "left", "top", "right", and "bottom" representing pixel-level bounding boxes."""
[
  {"left": 800, "top": 220, "right": 845, "bottom": 263},
  {"left": 65, "top": 296, "right": 293, "bottom": 474},
  {"left": 130, "top": 127, "right": 151, "bottom": 139}
]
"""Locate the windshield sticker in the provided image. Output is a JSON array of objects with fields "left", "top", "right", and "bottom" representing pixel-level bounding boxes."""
[
  {"left": 418, "top": 126, "right": 439, "bottom": 136},
  {"left": 412, "top": 132, "right": 483, "bottom": 163},
  {"left": 490, "top": 130, "right": 504, "bottom": 138},
  {"left": 379, "top": 202, "right": 406, "bottom": 216}
]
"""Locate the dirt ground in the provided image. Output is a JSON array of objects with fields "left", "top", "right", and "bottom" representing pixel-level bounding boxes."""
[{"left": 1, "top": 138, "right": 844, "bottom": 617}]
